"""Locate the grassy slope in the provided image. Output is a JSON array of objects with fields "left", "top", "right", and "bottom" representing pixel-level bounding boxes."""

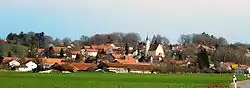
[{"left": 0, "top": 72, "right": 245, "bottom": 88}]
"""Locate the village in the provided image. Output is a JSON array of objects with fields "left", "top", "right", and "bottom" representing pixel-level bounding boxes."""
[{"left": 1, "top": 32, "right": 250, "bottom": 75}]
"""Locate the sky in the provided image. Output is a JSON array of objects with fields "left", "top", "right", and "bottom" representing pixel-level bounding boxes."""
[{"left": 0, "top": 0, "right": 250, "bottom": 44}]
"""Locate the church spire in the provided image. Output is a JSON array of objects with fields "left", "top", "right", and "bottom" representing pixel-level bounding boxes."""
[{"left": 146, "top": 35, "right": 149, "bottom": 41}]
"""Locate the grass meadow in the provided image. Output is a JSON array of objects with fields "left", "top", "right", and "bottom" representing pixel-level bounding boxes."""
[{"left": 0, "top": 72, "right": 246, "bottom": 88}]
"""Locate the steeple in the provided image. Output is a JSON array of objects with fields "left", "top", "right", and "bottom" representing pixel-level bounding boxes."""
[
  {"left": 145, "top": 35, "right": 151, "bottom": 57},
  {"left": 146, "top": 36, "right": 149, "bottom": 41}
]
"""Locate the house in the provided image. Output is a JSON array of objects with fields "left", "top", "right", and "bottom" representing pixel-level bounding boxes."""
[
  {"left": 100, "top": 62, "right": 128, "bottom": 73},
  {"left": 247, "top": 67, "right": 250, "bottom": 74},
  {"left": 9, "top": 60, "right": 21, "bottom": 68},
  {"left": 82, "top": 44, "right": 114, "bottom": 56},
  {"left": 2, "top": 57, "right": 16, "bottom": 63},
  {"left": 105, "top": 48, "right": 114, "bottom": 54},
  {"left": 99, "top": 54, "right": 116, "bottom": 62},
  {"left": 17, "top": 61, "right": 38, "bottom": 72},
  {"left": 150, "top": 56, "right": 164, "bottom": 62},
  {"left": 50, "top": 62, "right": 97, "bottom": 72},
  {"left": 68, "top": 63, "right": 97, "bottom": 72},
  {"left": 126, "top": 63, "right": 154, "bottom": 74},
  {"left": 85, "top": 49, "right": 98, "bottom": 57},
  {"left": 113, "top": 48, "right": 125, "bottom": 55},
  {"left": 99, "top": 62, "right": 154, "bottom": 74},
  {"left": 37, "top": 48, "right": 44, "bottom": 54},
  {"left": 147, "top": 44, "right": 165, "bottom": 57},
  {"left": 118, "top": 56, "right": 137, "bottom": 64},
  {"left": 41, "top": 58, "right": 64, "bottom": 69}
]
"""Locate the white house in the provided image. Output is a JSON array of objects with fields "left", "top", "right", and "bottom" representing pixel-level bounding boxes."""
[
  {"left": 17, "top": 61, "right": 37, "bottom": 72},
  {"left": 26, "top": 61, "right": 37, "bottom": 69},
  {"left": 86, "top": 49, "right": 98, "bottom": 57},
  {"left": 9, "top": 60, "right": 20, "bottom": 68},
  {"left": 247, "top": 67, "right": 250, "bottom": 74},
  {"left": 147, "top": 44, "right": 165, "bottom": 57}
]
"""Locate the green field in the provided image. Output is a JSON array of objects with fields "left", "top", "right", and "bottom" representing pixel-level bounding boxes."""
[{"left": 0, "top": 72, "right": 245, "bottom": 88}]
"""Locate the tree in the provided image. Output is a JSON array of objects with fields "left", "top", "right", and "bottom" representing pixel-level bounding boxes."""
[
  {"left": 122, "top": 33, "right": 141, "bottom": 46},
  {"left": 53, "top": 38, "right": 62, "bottom": 46},
  {"left": 80, "top": 35, "right": 89, "bottom": 41},
  {"left": 0, "top": 55, "right": 4, "bottom": 64},
  {"left": 42, "top": 36, "right": 53, "bottom": 48},
  {"left": 0, "top": 44, "right": 28, "bottom": 58},
  {"left": 75, "top": 53, "right": 82, "bottom": 61},
  {"left": 59, "top": 48, "right": 64, "bottom": 58},
  {"left": 62, "top": 37, "right": 71, "bottom": 46},
  {"left": 217, "top": 37, "right": 228, "bottom": 46},
  {"left": 71, "top": 40, "right": 82, "bottom": 50},
  {"left": 44, "top": 46, "right": 54, "bottom": 58},
  {"left": 161, "top": 36, "right": 170, "bottom": 45},
  {"left": 197, "top": 47, "right": 210, "bottom": 69},
  {"left": 88, "top": 34, "right": 109, "bottom": 45},
  {"left": 108, "top": 32, "right": 124, "bottom": 44},
  {"left": 125, "top": 43, "right": 129, "bottom": 55},
  {"left": 178, "top": 34, "right": 192, "bottom": 44},
  {"left": 151, "top": 34, "right": 170, "bottom": 45}
]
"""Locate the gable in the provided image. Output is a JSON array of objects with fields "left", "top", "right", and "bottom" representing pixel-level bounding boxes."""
[{"left": 148, "top": 44, "right": 158, "bottom": 51}]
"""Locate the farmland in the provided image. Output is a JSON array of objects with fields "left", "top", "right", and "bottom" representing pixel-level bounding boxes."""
[{"left": 0, "top": 72, "right": 245, "bottom": 88}]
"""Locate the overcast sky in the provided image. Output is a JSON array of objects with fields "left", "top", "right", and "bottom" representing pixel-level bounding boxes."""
[{"left": 0, "top": 0, "right": 250, "bottom": 43}]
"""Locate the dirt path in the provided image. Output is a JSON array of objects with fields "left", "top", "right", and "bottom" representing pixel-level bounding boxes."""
[{"left": 232, "top": 80, "right": 250, "bottom": 88}]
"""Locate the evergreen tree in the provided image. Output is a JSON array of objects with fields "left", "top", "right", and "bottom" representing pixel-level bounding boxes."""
[
  {"left": 59, "top": 48, "right": 64, "bottom": 58},
  {"left": 197, "top": 47, "right": 210, "bottom": 69},
  {"left": 0, "top": 55, "right": 4, "bottom": 64},
  {"left": 125, "top": 43, "right": 129, "bottom": 55}
]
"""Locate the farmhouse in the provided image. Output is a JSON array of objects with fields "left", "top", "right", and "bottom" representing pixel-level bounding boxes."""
[{"left": 99, "top": 62, "right": 154, "bottom": 74}]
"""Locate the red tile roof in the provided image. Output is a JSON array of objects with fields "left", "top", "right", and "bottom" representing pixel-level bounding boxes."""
[
  {"left": 112, "top": 54, "right": 123, "bottom": 59},
  {"left": 224, "top": 62, "right": 234, "bottom": 67},
  {"left": 83, "top": 44, "right": 112, "bottom": 52},
  {"left": 126, "top": 64, "right": 154, "bottom": 71},
  {"left": 42, "top": 58, "right": 64, "bottom": 64},
  {"left": 37, "top": 49, "right": 44, "bottom": 53},
  {"left": 71, "top": 51, "right": 80, "bottom": 55},
  {"left": 103, "top": 62, "right": 154, "bottom": 71},
  {"left": 3, "top": 57, "right": 16, "bottom": 61},
  {"left": 53, "top": 47, "right": 67, "bottom": 53},
  {"left": 118, "top": 56, "right": 137, "bottom": 64},
  {"left": 83, "top": 46, "right": 91, "bottom": 49},
  {"left": 68, "top": 63, "right": 97, "bottom": 71},
  {"left": 86, "top": 49, "right": 98, "bottom": 52}
]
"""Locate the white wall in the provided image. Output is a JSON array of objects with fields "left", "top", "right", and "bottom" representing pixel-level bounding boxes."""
[
  {"left": 148, "top": 44, "right": 165, "bottom": 57},
  {"left": 155, "top": 44, "right": 165, "bottom": 57},
  {"left": 88, "top": 52, "right": 98, "bottom": 57}
]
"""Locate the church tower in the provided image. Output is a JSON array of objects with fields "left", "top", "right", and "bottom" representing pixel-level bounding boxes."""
[{"left": 145, "top": 36, "right": 150, "bottom": 56}]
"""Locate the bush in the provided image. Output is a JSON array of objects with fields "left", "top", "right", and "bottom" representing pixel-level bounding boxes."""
[
  {"left": 200, "top": 68, "right": 214, "bottom": 73},
  {"left": 153, "top": 62, "right": 200, "bottom": 73},
  {"left": 0, "top": 64, "right": 9, "bottom": 70}
]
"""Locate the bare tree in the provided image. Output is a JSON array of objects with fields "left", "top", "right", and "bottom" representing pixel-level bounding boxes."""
[
  {"left": 178, "top": 34, "right": 192, "bottom": 44},
  {"left": 80, "top": 35, "right": 89, "bottom": 41},
  {"left": 88, "top": 34, "right": 109, "bottom": 45},
  {"left": 217, "top": 37, "right": 228, "bottom": 46},
  {"left": 122, "top": 33, "right": 141, "bottom": 46},
  {"left": 62, "top": 37, "right": 71, "bottom": 46},
  {"left": 53, "top": 38, "right": 62, "bottom": 46},
  {"left": 151, "top": 34, "right": 170, "bottom": 45}
]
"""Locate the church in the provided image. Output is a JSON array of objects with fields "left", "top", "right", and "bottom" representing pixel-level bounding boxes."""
[{"left": 145, "top": 36, "right": 165, "bottom": 58}]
